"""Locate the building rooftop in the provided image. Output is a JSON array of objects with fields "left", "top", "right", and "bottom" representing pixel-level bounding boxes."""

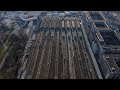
[
  {"left": 100, "top": 31, "right": 120, "bottom": 46},
  {"left": 94, "top": 22, "right": 108, "bottom": 28},
  {"left": 104, "top": 54, "right": 120, "bottom": 73},
  {"left": 96, "top": 31, "right": 104, "bottom": 42},
  {"left": 93, "top": 21, "right": 111, "bottom": 30},
  {"left": 89, "top": 12, "right": 105, "bottom": 21}
]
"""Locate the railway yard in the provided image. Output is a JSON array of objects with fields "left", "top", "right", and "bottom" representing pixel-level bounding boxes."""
[{"left": 23, "top": 16, "right": 99, "bottom": 79}]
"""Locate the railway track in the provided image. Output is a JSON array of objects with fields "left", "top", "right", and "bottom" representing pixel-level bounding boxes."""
[
  {"left": 66, "top": 28, "right": 76, "bottom": 79},
  {"left": 48, "top": 28, "right": 56, "bottom": 79},
  {"left": 39, "top": 29, "right": 51, "bottom": 79},
  {"left": 25, "top": 32, "right": 42, "bottom": 79},
  {"left": 35, "top": 29, "right": 49, "bottom": 79},
  {"left": 58, "top": 28, "right": 64, "bottom": 79},
  {"left": 46, "top": 28, "right": 55, "bottom": 79},
  {"left": 24, "top": 16, "right": 99, "bottom": 79},
  {"left": 71, "top": 28, "right": 84, "bottom": 79}
]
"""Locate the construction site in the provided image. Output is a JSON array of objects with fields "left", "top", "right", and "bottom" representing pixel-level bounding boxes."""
[{"left": 20, "top": 16, "right": 101, "bottom": 79}]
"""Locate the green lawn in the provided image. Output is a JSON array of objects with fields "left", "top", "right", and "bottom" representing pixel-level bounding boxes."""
[
  {"left": 0, "top": 48, "right": 4, "bottom": 55},
  {"left": 0, "top": 48, "right": 6, "bottom": 64},
  {"left": 5, "top": 33, "right": 14, "bottom": 48},
  {"left": 0, "top": 34, "right": 13, "bottom": 64},
  {"left": 5, "top": 35, "right": 11, "bottom": 47},
  {"left": 0, "top": 42, "right": 5, "bottom": 62},
  {"left": 0, "top": 44, "right": 3, "bottom": 54}
]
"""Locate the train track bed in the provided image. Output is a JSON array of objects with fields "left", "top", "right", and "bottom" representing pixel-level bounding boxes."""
[{"left": 24, "top": 16, "right": 99, "bottom": 79}]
